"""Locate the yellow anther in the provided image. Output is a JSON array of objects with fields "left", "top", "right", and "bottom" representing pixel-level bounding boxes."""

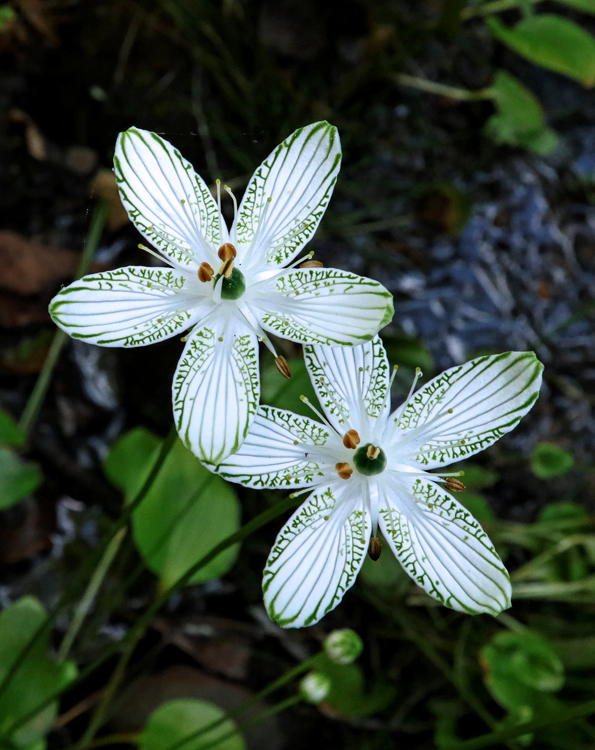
[
  {"left": 218, "top": 257, "right": 234, "bottom": 278},
  {"left": 445, "top": 478, "right": 466, "bottom": 493},
  {"left": 343, "top": 429, "right": 361, "bottom": 450},
  {"left": 218, "top": 243, "right": 237, "bottom": 261},
  {"left": 198, "top": 262, "right": 214, "bottom": 283},
  {"left": 335, "top": 462, "right": 353, "bottom": 480},
  {"left": 275, "top": 355, "right": 291, "bottom": 379},
  {"left": 299, "top": 260, "right": 324, "bottom": 268}
]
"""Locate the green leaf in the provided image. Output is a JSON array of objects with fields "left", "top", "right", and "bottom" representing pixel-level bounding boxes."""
[
  {"left": 0, "top": 448, "right": 42, "bottom": 510},
  {"left": 487, "top": 15, "right": 595, "bottom": 87},
  {"left": 0, "top": 597, "right": 77, "bottom": 749},
  {"left": 482, "top": 630, "right": 565, "bottom": 714},
  {"left": 0, "top": 5, "right": 16, "bottom": 31},
  {"left": 551, "top": 0, "right": 595, "bottom": 15},
  {"left": 531, "top": 442, "right": 574, "bottom": 479},
  {"left": 484, "top": 70, "right": 558, "bottom": 154},
  {"left": 0, "top": 408, "right": 26, "bottom": 446},
  {"left": 105, "top": 429, "right": 241, "bottom": 588},
  {"left": 138, "top": 699, "right": 245, "bottom": 750},
  {"left": 538, "top": 501, "right": 587, "bottom": 525}
]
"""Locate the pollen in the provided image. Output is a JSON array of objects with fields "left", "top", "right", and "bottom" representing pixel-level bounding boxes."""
[
  {"left": 343, "top": 429, "right": 361, "bottom": 449},
  {"left": 198, "top": 262, "right": 214, "bottom": 282},
  {"left": 336, "top": 462, "right": 353, "bottom": 480}
]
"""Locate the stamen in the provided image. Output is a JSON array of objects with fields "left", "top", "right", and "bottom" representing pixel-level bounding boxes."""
[
  {"left": 289, "top": 487, "right": 314, "bottom": 500},
  {"left": 392, "top": 367, "right": 423, "bottom": 430},
  {"left": 343, "top": 429, "right": 361, "bottom": 450},
  {"left": 212, "top": 274, "right": 224, "bottom": 304},
  {"left": 216, "top": 179, "right": 222, "bottom": 217},
  {"left": 275, "top": 355, "right": 291, "bottom": 379},
  {"left": 218, "top": 243, "right": 237, "bottom": 261},
  {"left": 368, "top": 537, "right": 382, "bottom": 561},
  {"left": 335, "top": 462, "right": 353, "bottom": 480},
  {"left": 137, "top": 243, "right": 177, "bottom": 269},
  {"left": 299, "top": 260, "right": 324, "bottom": 268},
  {"left": 198, "top": 262, "right": 214, "bottom": 282},
  {"left": 300, "top": 395, "right": 337, "bottom": 434},
  {"left": 218, "top": 258, "right": 234, "bottom": 278},
  {"left": 444, "top": 477, "right": 466, "bottom": 492},
  {"left": 223, "top": 185, "right": 238, "bottom": 223}
]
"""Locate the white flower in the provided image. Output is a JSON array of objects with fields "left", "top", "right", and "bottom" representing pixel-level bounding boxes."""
[
  {"left": 216, "top": 338, "right": 543, "bottom": 628},
  {"left": 49, "top": 123, "right": 393, "bottom": 464}
]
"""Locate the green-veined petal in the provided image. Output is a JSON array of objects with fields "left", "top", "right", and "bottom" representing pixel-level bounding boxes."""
[
  {"left": 172, "top": 316, "right": 259, "bottom": 464},
  {"left": 263, "top": 482, "right": 371, "bottom": 628},
  {"left": 234, "top": 121, "right": 341, "bottom": 269},
  {"left": 377, "top": 476, "right": 511, "bottom": 615},
  {"left": 215, "top": 405, "right": 332, "bottom": 488},
  {"left": 304, "top": 336, "right": 390, "bottom": 434},
  {"left": 115, "top": 127, "right": 226, "bottom": 268},
  {"left": 253, "top": 268, "right": 394, "bottom": 346},
  {"left": 390, "top": 352, "right": 543, "bottom": 469},
  {"left": 49, "top": 267, "right": 207, "bottom": 347}
]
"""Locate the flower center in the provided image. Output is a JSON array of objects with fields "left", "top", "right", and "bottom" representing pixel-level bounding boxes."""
[
  {"left": 353, "top": 443, "right": 387, "bottom": 476},
  {"left": 221, "top": 267, "right": 246, "bottom": 300}
]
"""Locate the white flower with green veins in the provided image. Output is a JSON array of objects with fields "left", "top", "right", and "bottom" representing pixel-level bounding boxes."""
[
  {"left": 216, "top": 338, "right": 543, "bottom": 628},
  {"left": 49, "top": 122, "right": 393, "bottom": 464}
]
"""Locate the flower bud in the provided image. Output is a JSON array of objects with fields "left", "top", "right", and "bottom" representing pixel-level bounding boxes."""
[
  {"left": 300, "top": 671, "right": 331, "bottom": 704},
  {"left": 324, "top": 629, "right": 364, "bottom": 665}
]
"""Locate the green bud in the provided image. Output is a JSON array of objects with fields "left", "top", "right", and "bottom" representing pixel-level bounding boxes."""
[
  {"left": 324, "top": 629, "right": 364, "bottom": 665},
  {"left": 299, "top": 671, "right": 331, "bottom": 704}
]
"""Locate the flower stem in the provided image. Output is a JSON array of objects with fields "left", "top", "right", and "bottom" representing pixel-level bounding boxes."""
[
  {"left": 392, "top": 73, "right": 493, "bottom": 101},
  {"left": 461, "top": 0, "right": 542, "bottom": 19},
  {"left": 69, "top": 494, "right": 302, "bottom": 750},
  {"left": 0, "top": 426, "right": 177, "bottom": 720},
  {"left": 57, "top": 527, "right": 128, "bottom": 661},
  {"left": 18, "top": 199, "right": 109, "bottom": 437}
]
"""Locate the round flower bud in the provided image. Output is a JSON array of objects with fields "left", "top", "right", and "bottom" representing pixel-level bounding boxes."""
[
  {"left": 299, "top": 671, "right": 331, "bottom": 704},
  {"left": 324, "top": 629, "right": 364, "bottom": 665}
]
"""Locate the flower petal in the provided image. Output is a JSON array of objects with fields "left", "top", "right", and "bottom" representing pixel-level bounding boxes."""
[
  {"left": 304, "top": 336, "right": 390, "bottom": 434},
  {"left": 173, "top": 317, "right": 259, "bottom": 464},
  {"left": 263, "top": 483, "right": 371, "bottom": 628},
  {"left": 377, "top": 476, "right": 510, "bottom": 615},
  {"left": 234, "top": 121, "right": 341, "bottom": 268},
  {"left": 253, "top": 268, "right": 394, "bottom": 345},
  {"left": 216, "top": 405, "right": 333, "bottom": 488},
  {"left": 49, "top": 267, "right": 205, "bottom": 347},
  {"left": 390, "top": 352, "right": 543, "bottom": 469},
  {"left": 115, "top": 128, "right": 226, "bottom": 268}
]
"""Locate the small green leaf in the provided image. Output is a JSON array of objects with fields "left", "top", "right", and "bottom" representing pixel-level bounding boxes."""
[
  {"left": 487, "top": 15, "right": 595, "bottom": 87},
  {"left": 485, "top": 70, "right": 558, "bottom": 154},
  {"left": 531, "top": 442, "right": 574, "bottom": 479},
  {"left": 138, "top": 699, "right": 245, "bottom": 750},
  {"left": 0, "top": 5, "right": 16, "bottom": 31},
  {"left": 0, "top": 448, "right": 42, "bottom": 510},
  {"left": 538, "top": 501, "right": 586, "bottom": 525},
  {"left": 105, "top": 429, "right": 241, "bottom": 588},
  {"left": 0, "top": 408, "right": 26, "bottom": 446},
  {"left": 0, "top": 597, "right": 77, "bottom": 749}
]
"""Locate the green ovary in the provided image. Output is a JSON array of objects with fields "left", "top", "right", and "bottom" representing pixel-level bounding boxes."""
[
  {"left": 221, "top": 268, "right": 246, "bottom": 300},
  {"left": 353, "top": 443, "right": 387, "bottom": 476}
]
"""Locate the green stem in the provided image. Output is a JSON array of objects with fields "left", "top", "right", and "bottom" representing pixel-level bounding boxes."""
[
  {"left": 18, "top": 200, "right": 109, "bottom": 437},
  {"left": 392, "top": 73, "right": 493, "bottom": 101},
  {"left": 164, "top": 657, "right": 317, "bottom": 750},
  {"left": 58, "top": 528, "right": 127, "bottom": 660},
  {"left": 446, "top": 698, "right": 595, "bottom": 749},
  {"left": 0, "top": 427, "right": 177, "bottom": 722},
  {"left": 461, "top": 0, "right": 542, "bottom": 19},
  {"left": 85, "top": 733, "right": 139, "bottom": 749},
  {"left": 73, "top": 494, "right": 301, "bottom": 750}
]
